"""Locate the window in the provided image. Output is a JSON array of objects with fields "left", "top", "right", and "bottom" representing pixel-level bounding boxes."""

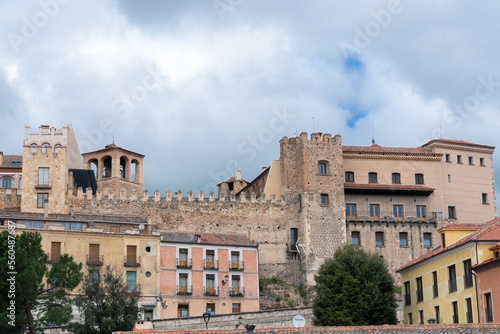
[
  {"left": 445, "top": 154, "right": 450, "bottom": 162},
  {"left": 346, "top": 204, "right": 357, "bottom": 219},
  {"left": 318, "top": 161, "right": 327, "bottom": 174},
  {"left": 463, "top": 259, "right": 473, "bottom": 289},
  {"left": 126, "top": 271, "right": 136, "bottom": 292},
  {"left": 485, "top": 293, "right": 493, "bottom": 322},
  {"left": 441, "top": 233, "right": 446, "bottom": 247},
  {"left": 345, "top": 171, "right": 354, "bottom": 182},
  {"left": 448, "top": 174, "right": 451, "bottom": 182},
  {"left": 89, "top": 270, "right": 99, "bottom": 289},
  {"left": 457, "top": 155, "right": 462, "bottom": 164},
  {"left": 37, "top": 193, "right": 48, "bottom": 208},
  {"left": 415, "top": 173, "right": 424, "bottom": 184},
  {"left": 408, "top": 312, "right": 413, "bottom": 325},
  {"left": 232, "top": 303, "right": 241, "bottom": 313},
  {"left": 61, "top": 222, "right": 82, "bottom": 230},
  {"left": 38, "top": 167, "right": 49, "bottom": 185},
  {"left": 21, "top": 221, "right": 44, "bottom": 228},
  {"left": 392, "top": 173, "right": 401, "bottom": 184},
  {"left": 231, "top": 251, "right": 240, "bottom": 269},
  {"left": 468, "top": 156, "right": 473, "bottom": 165},
  {"left": 18, "top": 178, "right": 22, "bottom": 189},
  {"left": 423, "top": 233, "right": 432, "bottom": 248},
  {"left": 482, "top": 193, "right": 488, "bottom": 204},
  {"left": 0, "top": 177, "right": 14, "bottom": 189},
  {"left": 375, "top": 231, "right": 384, "bottom": 247},
  {"left": 206, "top": 303, "right": 215, "bottom": 315},
  {"left": 370, "top": 204, "right": 380, "bottom": 219},
  {"left": 393, "top": 205, "right": 403, "bottom": 220},
  {"left": 448, "top": 265, "right": 457, "bottom": 293},
  {"left": 298, "top": 194, "right": 302, "bottom": 212},
  {"left": 205, "top": 274, "right": 215, "bottom": 295},
  {"left": 178, "top": 304, "right": 189, "bottom": 318},
  {"left": 435, "top": 306, "right": 440, "bottom": 324},
  {"left": 480, "top": 157, "right": 485, "bottom": 166},
  {"left": 88, "top": 244, "right": 101, "bottom": 265},
  {"left": 41, "top": 142, "right": 50, "bottom": 154},
  {"left": 205, "top": 249, "right": 216, "bottom": 268},
  {"left": 452, "top": 301, "right": 459, "bottom": 323},
  {"left": 368, "top": 172, "right": 378, "bottom": 183},
  {"left": 448, "top": 206, "right": 456, "bottom": 219},
  {"left": 466, "top": 298, "right": 473, "bottom": 323},
  {"left": 290, "top": 228, "right": 298, "bottom": 251},
  {"left": 416, "top": 205, "right": 426, "bottom": 220},
  {"left": 416, "top": 277, "right": 423, "bottom": 302},
  {"left": 231, "top": 275, "right": 241, "bottom": 294},
  {"left": 126, "top": 245, "right": 138, "bottom": 266},
  {"left": 178, "top": 273, "right": 189, "bottom": 294},
  {"left": 50, "top": 242, "right": 61, "bottom": 263},
  {"left": 178, "top": 248, "right": 189, "bottom": 268},
  {"left": 320, "top": 194, "right": 329, "bottom": 205},
  {"left": 54, "top": 144, "right": 61, "bottom": 153},
  {"left": 419, "top": 310, "right": 424, "bottom": 324},
  {"left": 351, "top": 231, "right": 360, "bottom": 246},
  {"left": 432, "top": 271, "right": 438, "bottom": 298},
  {"left": 399, "top": 232, "right": 408, "bottom": 247},
  {"left": 30, "top": 144, "right": 37, "bottom": 153},
  {"left": 404, "top": 281, "right": 411, "bottom": 306}
]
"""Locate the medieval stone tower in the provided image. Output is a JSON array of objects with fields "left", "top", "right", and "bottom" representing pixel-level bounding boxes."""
[
  {"left": 21, "top": 125, "right": 81, "bottom": 214},
  {"left": 82, "top": 144, "right": 144, "bottom": 198},
  {"left": 280, "top": 132, "right": 346, "bottom": 285}
]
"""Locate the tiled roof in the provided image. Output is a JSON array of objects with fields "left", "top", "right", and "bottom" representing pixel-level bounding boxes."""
[
  {"left": 82, "top": 143, "right": 145, "bottom": 157},
  {"left": 397, "top": 217, "right": 500, "bottom": 272},
  {"left": 119, "top": 324, "right": 500, "bottom": 333},
  {"left": 437, "top": 223, "right": 484, "bottom": 231},
  {"left": 343, "top": 143, "right": 437, "bottom": 156},
  {"left": 0, "top": 155, "right": 23, "bottom": 168},
  {"left": 421, "top": 138, "right": 495, "bottom": 150},
  {"left": 161, "top": 232, "right": 256, "bottom": 247},
  {"left": 0, "top": 210, "right": 147, "bottom": 224},
  {"left": 217, "top": 176, "right": 249, "bottom": 185}
]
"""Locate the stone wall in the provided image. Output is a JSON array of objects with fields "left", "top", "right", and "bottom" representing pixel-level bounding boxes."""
[{"left": 0, "top": 188, "right": 20, "bottom": 210}]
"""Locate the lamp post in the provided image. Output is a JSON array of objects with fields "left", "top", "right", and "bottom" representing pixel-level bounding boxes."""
[{"left": 203, "top": 311, "right": 211, "bottom": 330}]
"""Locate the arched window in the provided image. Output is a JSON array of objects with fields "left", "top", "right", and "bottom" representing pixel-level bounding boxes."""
[
  {"left": 30, "top": 144, "right": 37, "bottom": 153},
  {"left": 18, "top": 177, "right": 22, "bottom": 189},
  {"left": 54, "top": 144, "right": 61, "bottom": 153},
  {"left": 131, "top": 160, "right": 139, "bottom": 181},
  {"left": 0, "top": 177, "right": 14, "bottom": 189},
  {"left": 102, "top": 156, "right": 112, "bottom": 178},
  {"left": 41, "top": 142, "right": 50, "bottom": 154}
]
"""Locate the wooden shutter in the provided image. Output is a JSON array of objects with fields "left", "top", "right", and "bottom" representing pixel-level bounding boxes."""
[
  {"left": 51, "top": 242, "right": 61, "bottom": 261},
  {"left": 89, "top": 244, "right": 99, "bottom": 260},
  {"left": 127, "top": 245, "right": 137, "bottom": 261}
]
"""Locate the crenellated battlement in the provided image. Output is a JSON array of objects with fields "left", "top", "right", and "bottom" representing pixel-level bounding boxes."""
[{"left": 280, "top": 132, "right": 342, "bottom": 145}]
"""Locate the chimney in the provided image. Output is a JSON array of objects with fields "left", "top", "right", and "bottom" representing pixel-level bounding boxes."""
[
  {"left": 0, "top": 152, "right": 3, "bottom": 166},
  {"left": 261, "top": 167, "right": 267, "bottom": 172},
  {"left": 196, "top": 234, "right": 201, "bottom": 243},
  {"left": 43, "top": 199, "right": 49, "bottom": 218},
  {"left": 236, "top": 170, "right": 241, "bottom": 180}
]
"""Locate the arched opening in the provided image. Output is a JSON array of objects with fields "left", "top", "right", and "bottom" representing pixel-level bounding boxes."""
[
  {"left": 18, "top": 177, "right": 22, "bottom": 189},
  {"left": 30, "top": 143, "right": 37, "bottom": 153},
  {"left": 41, "top": 142, "right": 50, "bottom": 154},
  {"left": 120, "top": 156, "right": 129, "bottom": 179},
  {"left": 131, "top": 160, "right": 139, "bottom": 182},
  {"left": 0, "top": 177, "right": 14, "bottom": 189},
  {"left": 102, "top": 156, "right": 112, "bottom": 178},
  {"left": 54, "top": 144, "right": 61, "bottom": 153},
  {"left": 89, "top": 159, "right": 99, "bottom": 180}
]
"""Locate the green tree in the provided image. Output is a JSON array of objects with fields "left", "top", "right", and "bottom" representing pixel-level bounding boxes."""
[
  {"left": 313, "top": 244, "right": 397, "bottom": 326},
  {"left": 0, "top": 231, "right": 82, "bottom": 334},
  {"left": 69, "top": 266, "right": 139, "bottom": 334}
]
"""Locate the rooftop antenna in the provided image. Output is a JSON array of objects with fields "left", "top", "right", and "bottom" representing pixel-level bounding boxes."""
[
  {"left": 371, "top": 122, "right": 375, "bottom": 144},
  {"left": 312, "top": 117, "right": 315, "bottom": 132},
  {"left": 112, "top": 136, "right": 115, "bottom": 144}
]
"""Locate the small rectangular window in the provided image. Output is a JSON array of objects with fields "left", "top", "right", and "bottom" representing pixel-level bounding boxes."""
[
  {"left": 463, "top": 259, "right": 473, "bottom": 289},
  {"left": 468, "top": 156, "right": 474, "bottom": 165},
  {"left": 399, "top": 232, "right": 408, "bottom": 247},
  {"left": 321, "top": 194, "right": 329, "bottom": 205},
  {"left": 416, "top": 277, "right": 423, "bottom": 302},
  {"left": 448, "top": 206, "right": 456, "bottom": 219},
  {"left": 318, "top": 162, "right": 327, "bottom": 174},
  {"left": 368, "top": 172, "right": 378, "bottom": 183},
  {"left": 457, "top": 155, "right": 462, "bottom": 164},
  {"left": 126, "top": 271, "right": 136, "bottom": 292},
  {"left": 37, "top": 193, "right": 48, "bottom": 208},
  {"left": 38, "top": 167, "right": 49, "bottom": 185},
  {"left": 445, "top": 154, "right": 450, "bottom": 162},
  {"left": 404, "top": 281, "right": 411, "bottom": 306},
  {"left": 392, "top": 173, "right": 401, "bottom": 184},
  {"left": 482, "top": 193, "right": 488, "bottom": 204},
  {"left": 466, "top": 298, "right": 473, "bottom": 323},
  {"left": 351, "top": 231, "right": 360, "bottom": 245},
  {"left": 408, "top": 312, "right": 413, "bottom": 325},
  {"left": 416, "top": 205, "right": 426, "bottom": 220},
  {"left": 419, "top": 310, "right": 424, "bottom": 324},
  {"left": 452, "top": 301, "right": 459, "bottom": 323},
  {"left": 435, "top": 306, "right": 440, "bottom": 324},
  {"left": 346, "top": 204, "right": 357, "bottom": 219},
  {"left": 375, "top": 231, "right": 384, "bottom": 247},
  {"left": 448, "top": 265, "right": 457, "bottom": 293},
  {"left": 480, "top": 157, "right": 485, "bottom": 166},
  {"left": 485, "top": 293, "right": 493, "bottom": 322},
  {"left": 432, "top": 271, "right": 438, "bottom": 298},
  {"left": 61, "top": 222, "right": 82, "bottom": 230},
  {"left": 393, "top": 205, "right": 403, "bottom": 219},
  {"left": 415, "top": 173, "right": 424, "bottom": 184},
  {"left": 290, "top": 228, "right": 298, "bottom": 250},
  {"left": 232, "top": 303, "right": 241, "bottom": 313},
  {"left": 423, "top": 233, "right": 432, "bottom": 248},
  {"left": 345, "top": 171, "right": 354, "bottom": 182},
  {"left": 370, "top": 204, "right": 380, "bottom": 219}
]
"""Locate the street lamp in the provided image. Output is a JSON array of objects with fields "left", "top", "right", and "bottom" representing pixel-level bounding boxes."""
[{"left": 203, "top": 311, "right": 211, "bottom": 330}]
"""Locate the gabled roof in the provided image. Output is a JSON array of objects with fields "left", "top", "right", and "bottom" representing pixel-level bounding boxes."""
[
  {"left": 437, "top": 223, "right": 484, "bottom": 231},
  {"left": 82, "top": 143, "right": 145, "bottom": 158},
  {"left": 397, "top": 217, "right": 500, "bottom": 272},
  {"left": 0, "top": 155, "right": 23, "bottom": 169},
  {"left": 161, "top": 232, "right": 256, "bottom": 247},
  {"left": 421, "top": 138, "right": 495, "bottom": 151}
]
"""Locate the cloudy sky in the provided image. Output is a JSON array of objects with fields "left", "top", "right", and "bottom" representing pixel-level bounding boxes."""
[{"left": 1, "top": 0, "right": 500, "bottom": 203}]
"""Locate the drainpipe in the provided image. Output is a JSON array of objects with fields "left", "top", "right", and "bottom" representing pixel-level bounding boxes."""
[{"left": 473, "top": 241, "right": 480, "bottom": 323}]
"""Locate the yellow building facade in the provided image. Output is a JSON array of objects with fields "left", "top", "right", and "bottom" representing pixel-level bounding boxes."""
[{"left": 397, "top": 218, "right": 500, "bottom": 324}]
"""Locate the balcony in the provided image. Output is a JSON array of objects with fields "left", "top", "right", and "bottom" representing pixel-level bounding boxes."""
[
  {"left": 86, "top": 254, "right": 103, "bottom": 266},
  {"left": 486, "top": 307, "right": 493, "bottom": 322},
  {"left": 177, "top": 258, "right": 192, "bottom": 269},
  {"left": 449, "top": 279, "right": 457, "bottom": 293},
  {"left": 463, "top": 274, "right": 473, "bottom": 289},
  {"left": 204, "top": 259, "right": 219, "bottom": 270},
  {"left": 204, "top": 286, "right": 220, "bottom": 296},
  {"left": 126, "top": 284, "right": 141, "bottom": 294},
  {"left": 229, "top": 287, "right": 245, "bottom": 297},
  {"left": 416, "top": 290, "right": 423, "bottom": 303},
  {"left": 345, "top": 210, "right": 435, "bottom": 223},
  {"left": 35, "top": 183, "right": 51, "bottom": 189},
  {"left": 404, "top": 294, "right": 411, "bottom": 306},
  {"left": 344, "top": 182, "right": 435, "bottom": 196},
  {"left": 177, "top": 285, "right": 192, "bottom": 295},
  {"left": 229, "top": 261, "right": 244, "bottom": 271},
  {"left": 124, "top": 256, "right": 141, "bottom": 267}
]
